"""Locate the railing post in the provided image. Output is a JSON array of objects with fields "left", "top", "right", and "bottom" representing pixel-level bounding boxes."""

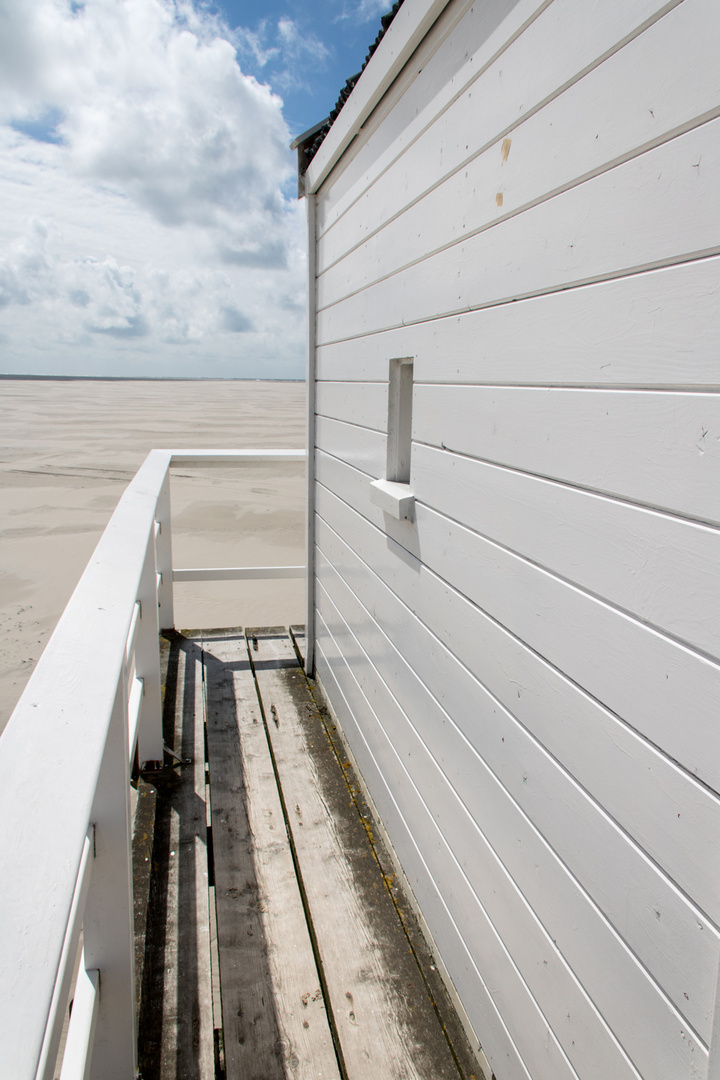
[
  {"left": 58, "top": 953, "right": 99, "bottom": 1080},
  {"left": 83, "top": 682, "right": 137, "bottom": 1080},
  {"left": 136, "top": 531, "right": 164, "bottom": 768},
  {"left": 155, "top": 463, "right": 174, "bottom": 631}
]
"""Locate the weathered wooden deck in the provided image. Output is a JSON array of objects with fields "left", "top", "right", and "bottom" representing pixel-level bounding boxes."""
[{"left": 133, "top": 627, "right": 479, "bottom": 1080}]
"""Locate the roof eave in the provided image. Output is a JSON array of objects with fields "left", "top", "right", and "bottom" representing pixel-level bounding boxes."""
[
  {"left": 303, "top": 0, "right": 454, "bottom": 196},
  {"left": 290, "top": 118, "right": 331, "bottom": 198}
]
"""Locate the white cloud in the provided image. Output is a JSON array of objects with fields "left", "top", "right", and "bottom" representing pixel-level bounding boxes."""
[
  {"left": 233, "top": 16, "right": 330, "bottom": 94},
  {"left": 0, "top": 207, "right": 306, "bottom": 375},
  {"left": 277, "top": 17, "right": 330, "bottom": 63},
  {"left": 334, "top": 0, "right": 393, "bottom": 26},
  {"left": 0, "top": 0, "right": 307, "bottom": 376}
]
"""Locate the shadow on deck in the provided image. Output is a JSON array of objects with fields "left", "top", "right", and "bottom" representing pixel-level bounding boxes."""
[{"left": 133, "top": 627, "right": 480, "bottom": 1080}]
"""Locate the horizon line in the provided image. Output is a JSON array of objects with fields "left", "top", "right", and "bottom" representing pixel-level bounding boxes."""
[{"left": 0, "top": 374, "right": 305, "bottom": 383}]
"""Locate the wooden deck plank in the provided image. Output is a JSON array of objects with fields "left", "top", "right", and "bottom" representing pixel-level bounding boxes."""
[
  {"left": 201, "top": 629, "right": 340, "bottom": 1080},
  {"left": 139, "top": 628, "right": 478, "bottom": 1080},
  {"left": 249, "top": 627, "right": 465, "bottom": 1080},
  {"left": 137, "top": 634, "right": 215, "bottom": 1080}
]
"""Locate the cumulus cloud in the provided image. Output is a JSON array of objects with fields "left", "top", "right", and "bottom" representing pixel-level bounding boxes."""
[
  {"left": 0, "top": 0, "right": 307, "bottom": 375},
  {"left": 0, "top": 216, "right": 286, "bottom": 346},
  {"left": 1, "top": 0, "right": 297, "bottom": 257}
]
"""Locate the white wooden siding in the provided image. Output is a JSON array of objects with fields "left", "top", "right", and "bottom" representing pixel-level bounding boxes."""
[
  {"left": 317, "top": 119, "right": 720, "bottom": 342},
  {"left": 308, "top": 1, "right": 720, "bottom": 1077},
  {"left": 413, "top": 386, "right": 720, "bottom": 524},
  {"left": 315, "top": 257, "right": 720, "bottom": 386},
  {"left": 314, "top": 509, "right": 719, "bottom": 1022},
  {"left": 413, "top": 443, "right": 720, "bottom": 657},
  {"left": 317, "top": 0, "right": 719, "bottom": 275},
  {"left": 313, "top": 0, "right": 685, "bottom": 230},
  {"left": 314, "top": 469, "right": 720, "bottom": 932},
  {"left": 314, "top": 454, "right": 720, "bottom": 793},
  {"left": 315, "top": 381, "right": 387, "bottom": 431},
  {"left": 312, "top": 0, "right": 547, "bottom": 227},
  {"left": 314, "top": 552, "right": 706, "bottom": 1080}
]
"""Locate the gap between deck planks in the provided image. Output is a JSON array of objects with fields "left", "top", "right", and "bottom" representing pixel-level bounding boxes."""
[{"left": 136, "top": 627, "right": 480, "bottom": 1080}]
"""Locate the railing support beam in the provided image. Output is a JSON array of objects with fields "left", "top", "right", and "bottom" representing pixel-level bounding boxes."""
[{"left": 173, "top": 565, "right": 304, "bottom": 582}]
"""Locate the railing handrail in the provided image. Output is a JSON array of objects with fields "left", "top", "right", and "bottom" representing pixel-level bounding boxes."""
[
  {"left": 0, "top": 448, "right": 305, "bottom": 1080},
  {"left": 164, "top": 448, "right": 305, "bottom": 464}
]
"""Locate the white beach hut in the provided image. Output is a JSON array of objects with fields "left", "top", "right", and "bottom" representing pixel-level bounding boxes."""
[
  {"left": 3, "top": 2, "right": 720, "bottom": 1076},
  {"left": 298, "top": 1, "right": 720, "bottom": 1078}
]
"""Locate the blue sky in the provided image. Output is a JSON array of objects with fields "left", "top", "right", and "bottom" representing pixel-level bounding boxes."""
[
  {"left": 214, "top": 0, "right": 389, "bottom": 136},
  {"left": 0, "top": 0, "right": 391, "bottom": 378}
]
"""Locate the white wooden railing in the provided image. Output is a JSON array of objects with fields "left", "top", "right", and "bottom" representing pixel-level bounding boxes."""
[{"left": 0, "top": 448, "right": 305, "bottom": 1080}]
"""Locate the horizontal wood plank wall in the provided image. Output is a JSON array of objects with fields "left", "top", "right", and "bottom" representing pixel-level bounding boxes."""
[{"left": 310, "top": 0, "right": 720, "bottom": 1078}]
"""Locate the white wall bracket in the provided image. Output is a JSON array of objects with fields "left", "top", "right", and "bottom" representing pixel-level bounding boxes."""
[{"left": 370, "top": 478, "right": 416, "bottom": 520}]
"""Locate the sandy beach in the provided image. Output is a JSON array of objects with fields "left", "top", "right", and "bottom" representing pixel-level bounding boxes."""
[{"left": 0, "top": 378, "right": 306, "bottom": 732}]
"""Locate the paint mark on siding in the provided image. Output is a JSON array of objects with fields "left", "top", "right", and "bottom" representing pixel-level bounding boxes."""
[
  {"left": 501, "top": 138, "right": 512, "bottom": 162},
  {"left": 495, "top": 193, "right": 503, "bottom": 207}
]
